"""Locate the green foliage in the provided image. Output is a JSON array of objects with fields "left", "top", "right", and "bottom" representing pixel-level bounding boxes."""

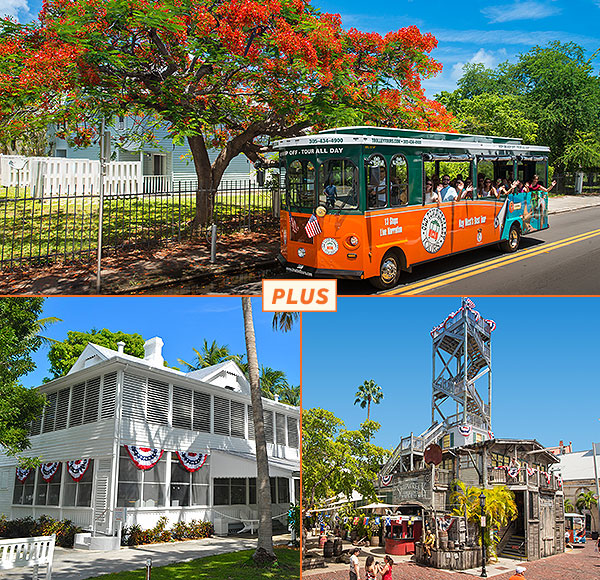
[
  {"left": 0, "top": 515, "right": 81, "bottom": 547},
  {"left": 564, "top": 497, "right": 575, "bottom": 513},
  {"left": 302, "top": 407, "right": 391, "bottom": 511},
  {"left": 177, "top": 339, "right": 240, "bottom": 371},
  {"left": 122, "top": 518, "right": 214, "bottom": 546},
  {"left": 576, "top": 489, "right": 598, "bottom": 512},
  {"left": 47, "top": 328, "right": 145, "bottom": 379},
  {"left": 0, "top": 298, "right": 47, "bottom": 456},
  {"left": 438, "top": 42, "right": 600, "bottom": 170}
]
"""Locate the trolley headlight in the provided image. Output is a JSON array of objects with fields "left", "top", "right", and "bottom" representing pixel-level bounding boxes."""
[
  {"left": 297, "top": 247, "right": 306, "bottom": 258},
  {"left": 344, "top": 235, "right": 360, "bottom": 249}
]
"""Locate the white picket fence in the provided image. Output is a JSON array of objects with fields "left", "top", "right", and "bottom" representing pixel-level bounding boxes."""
[{"left": 0, "top": 155, "right": 142, "bottom": 195}]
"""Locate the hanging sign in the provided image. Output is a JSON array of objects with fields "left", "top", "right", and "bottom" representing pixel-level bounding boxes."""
[
  {"left": 176, "top": 451, "right": 208, "bottom": 472},
  {"left": 67, "top": 459, "right": 91, "bottom": 482},
  {"left": 40, "top": 462, "right": 60, "bottom": 482},
  {"left": 16, "top": 467, "right": 32, "bottom": 483},
  {"left": 125, "top": 445, "right": 163, "bottom": 470}
]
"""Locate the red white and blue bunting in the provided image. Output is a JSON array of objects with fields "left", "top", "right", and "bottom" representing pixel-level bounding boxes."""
[
  {"left": 40, "top": 462, "right": 60, "bottom": 482},
  {"left": 16, "top": 467, "right": 32, "bottom": 483},
  {"left": 556, "top": 474, "right": 563, "bottom": 488},
  {"left": 380, "top": 474, "right": 393, "bottom": 487},
  {"left": 67, "top": 459, "right": 91, "bottom": 482},
  {"left": 125, "top": 445, "right": 163, "bottom": 470},
  {"left": 507, "top": 465, "right": 521, "bottom": 479},
  {"left": 487, "top": 429, "right": 495, "bottom": 439},
  {"left": 527, "top": 466, "right": 536, "bottom": 477},
  {"left": 176, "top": 451, "right": 208, "bottom": 472},
  {"left": 430, "top": 300, "right": 496, "bottom": 337},
  {"left": 458, "top": 424, "right": 472, "bottom": 437}
]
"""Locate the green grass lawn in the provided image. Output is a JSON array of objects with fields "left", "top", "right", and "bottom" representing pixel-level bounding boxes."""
[{"left": 87, "top": 547, "right": 299, "bottom": 580}]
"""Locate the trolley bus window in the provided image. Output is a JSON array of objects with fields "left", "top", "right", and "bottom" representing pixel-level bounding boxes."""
[
  {"left": 366, "top": 154, "right": 387, "bottom": 209},
  {"left": 390, "top": 155, "right": 408, "bottom": 207},
  {"left": 286, "top": 159, "right": 315, "bottom": 208},
  {"left": 424, "top": 160, "right": 472, "bottom": 201},
  {"left": 318, "top": 159, "right": 359, "bottom": 210}
]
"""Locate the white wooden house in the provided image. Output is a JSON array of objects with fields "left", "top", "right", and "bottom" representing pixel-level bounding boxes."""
[{"left": 0, "top": 338, "right": 300, "bottom": 542}]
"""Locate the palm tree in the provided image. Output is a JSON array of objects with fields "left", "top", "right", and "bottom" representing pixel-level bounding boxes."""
[
  {"left": 259, "top": 366, "right": 289, "bottom": 400},
  {"left": 576, "top": 489, "right": 597, "bottom": 512},
  {"left": 241, "top": 298, "right": 275, "bottom": 564},
  {"left": 177, "top": 339, "right": 236, "bottom": 370},
  {"left": 272, "top": 312, "right": 299, "bottom": 333},
  {"left": 564, "top": 497, "right": 576, "bottom": 513},
  {"left": 354, "top": 379, "right": 383, "bottom": 422},
  {"left": 278, "top": 385, "right": 300, "bottom": 407}
]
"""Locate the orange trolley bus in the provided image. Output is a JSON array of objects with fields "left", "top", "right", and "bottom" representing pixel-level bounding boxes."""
[{"left": 274, "top": 126, "right": 550, "bottom": 289}]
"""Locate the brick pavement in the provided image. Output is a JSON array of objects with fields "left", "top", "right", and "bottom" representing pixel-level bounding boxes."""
[{"left": 305, "top": 543, "right": 599, "bottom": 580}]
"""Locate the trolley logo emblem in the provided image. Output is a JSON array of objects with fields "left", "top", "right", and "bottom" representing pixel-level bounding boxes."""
[
  {"left": 477, "top": 229, "right": 483, "bottom": 243},
  {"left": 321, "top": 238, "right": 339, "bottom": 256},
  {"left": 421, "top": 208, "right": 447, "bottom": 254}
]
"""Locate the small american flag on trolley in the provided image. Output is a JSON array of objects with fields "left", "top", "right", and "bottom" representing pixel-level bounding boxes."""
[
  {"left": 305, "top": 214, "right": 322, "bottom": 238},
  {"left": 289, "top": 213, "right": 299, "bottom": 234},
  {"left": 464, "top": 298, "right": 476, "bottom": 309}
]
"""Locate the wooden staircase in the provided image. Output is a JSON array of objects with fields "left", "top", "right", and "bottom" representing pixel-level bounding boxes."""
[{"left": 499, "top": 533, "right": 526, "bottom": 559}]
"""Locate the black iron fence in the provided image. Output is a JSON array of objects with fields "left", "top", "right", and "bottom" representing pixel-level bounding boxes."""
[{"left": 0, "top": 180, "right": 276, "bottom": 269}]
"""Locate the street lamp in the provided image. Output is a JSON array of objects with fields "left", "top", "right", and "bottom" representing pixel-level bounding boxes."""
[{"left": 479, "top": 492, "right": 487, "bottom": 578}]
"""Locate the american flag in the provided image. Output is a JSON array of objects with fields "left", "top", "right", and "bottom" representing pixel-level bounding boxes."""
[
  {"left": 289, "top": 213, "right": 299, "bottom": 234},
  {"left": 464, "top": 297, "right": 476, "bottom": 310},
  {"left": 305, "top": 214, "right": 322, "bottom": 238}
]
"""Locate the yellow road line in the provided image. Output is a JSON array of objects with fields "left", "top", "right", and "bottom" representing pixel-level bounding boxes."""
[{"left": 384, "top": 228, "right": 600, "bottom": 296}]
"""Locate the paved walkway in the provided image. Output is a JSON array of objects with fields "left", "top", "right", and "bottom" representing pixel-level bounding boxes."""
[
  {"left": 1, "top": 534, "right": 292, "bottom": 579},
  {"left": 305, "top": 541, "right": 597, "bottom": 580}
]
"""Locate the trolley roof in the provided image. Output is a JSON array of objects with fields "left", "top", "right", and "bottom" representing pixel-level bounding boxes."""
[{"left": 273, "top": 126, "right": 550, "bottom": 154}]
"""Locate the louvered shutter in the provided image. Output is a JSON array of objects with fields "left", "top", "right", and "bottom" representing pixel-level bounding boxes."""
[
  {"left": 247, "top": 405, "right": 255, "bottom": 440},
  {"left": 192, "top": 391, "right": 210, "bottom": 432},
  {"left": 42, "top": 392, "right": 57, "bottom": 433},
  {"left": 173, "top": 385, "right": 192, "bottom": 430},
  {"left": 83, "top": 377, "right": 100, "bottom": 424},
  {"left": 231, "top": 401, "right": 245, "bottom": 438},
  {"left": 122, "top": 373, "right": 147, "bottom": 421},
  {"left": 101, "top": 372, "right": 118, "bottom": 419},
  {"left": 147, "top": 379, "right": 169, "bottom": 425},
  {"left": 264, "top": 410, "right": 274, "bottom": 444},
  {"left": 55, "top": 388, "right": 70, "bottom": 430},
  {"left": 69, "top": 382, "right": 85, "bottom": 427},
  {"left": 213, "top": 396, "right": 230, "bottom": 435},
  {"left": 287, "top": 416, "right": 299, "bottom": 448},
  {"left": 275, "top": 413, "right": 286, "bottom": 446}
]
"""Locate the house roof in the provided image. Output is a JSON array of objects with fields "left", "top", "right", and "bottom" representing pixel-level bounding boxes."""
[{"left": 554, "top": 450, "right": 599, "bottom": 480}]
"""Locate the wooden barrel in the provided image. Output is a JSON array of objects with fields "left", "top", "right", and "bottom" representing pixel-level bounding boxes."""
[
  {"left": 333, "top": 538, "right": 343, "bottom": 556},
  {"left": 323, "top": 539, "right": 334, "bottom": 558}
]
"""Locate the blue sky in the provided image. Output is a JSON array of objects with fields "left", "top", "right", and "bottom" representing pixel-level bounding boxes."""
[
  {"left": 4, "top": 0, "right": 599, "bottom": 95},
  {"left": 24, "top": 297, "right": 300, "bottom": 388},
  {"left": 303, "top": 297, "right": 599, "bottom": 453}
]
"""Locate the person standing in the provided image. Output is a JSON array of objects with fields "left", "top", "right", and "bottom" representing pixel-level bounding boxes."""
[
  {"left": 509, "top": 565, "right": 527, "bottom": 579},
  {"left": 349, "top": 547, "right": 360, "bottom": 580},
  {"left": 379, "top": 555, "right": 394, "bottom": 580}
]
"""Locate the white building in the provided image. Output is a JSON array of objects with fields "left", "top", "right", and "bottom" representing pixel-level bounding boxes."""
[{"left": 0, "top": 338, "right": 300, "bottom": 542}]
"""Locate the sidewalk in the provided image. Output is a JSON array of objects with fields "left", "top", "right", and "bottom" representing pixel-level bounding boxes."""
[
  {"left": 1, "top": 194, "right": 598, "bottom": 295},
  {"left": 1, "top": 534, "right": 291, "bottom": 579},
  {"left": 305, "top": 541, "right": 596, "bottom": 579}
]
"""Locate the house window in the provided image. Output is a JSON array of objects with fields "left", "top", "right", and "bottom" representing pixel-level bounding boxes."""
[
  {"left": 170, "top": 455, "right": 209, "bottom": 507},
  {"left": 213, "top": 477, "right": 257, "bottom": 505},
  {"left": 117, "top": 447, "right": 166, "bottom": 508},
  {"left": 13, "top": 472, "right": 35, "bottom": 505},
  {"left": 35, "top": 464, "right": 62, "bottom": 506},
  {"left": 287, "top": 416, "right": 299, "bottom": 448},
  {"left": 491, "top": 453, "right": 511, "bottom": 467},
  {"left": 63, "top": 460, "right": 94, "bottom": 507}
]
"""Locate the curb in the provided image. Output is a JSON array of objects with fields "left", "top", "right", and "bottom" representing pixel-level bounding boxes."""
[
  {"left": 109, "top": 258, "right": 280, "bottom": 294},
  {"left": 548, "top": 202, "right": 600, "bottom": 215}
]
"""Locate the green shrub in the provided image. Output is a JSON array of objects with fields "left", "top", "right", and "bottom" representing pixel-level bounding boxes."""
[
  {"left": 0, "top": 516, "right": 81, "bottom": 547},
  {"left": 122, "top": 518, "right": 213, "bottom": 546}
]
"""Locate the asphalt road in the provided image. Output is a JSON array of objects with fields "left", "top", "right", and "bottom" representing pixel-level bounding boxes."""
[{"left": 327, "top": 206, "right": 600, "bottom": 296}]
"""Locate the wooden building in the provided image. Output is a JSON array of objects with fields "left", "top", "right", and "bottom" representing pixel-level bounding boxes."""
[{"left": 0, "top": 337, "right": 299, "bottom": 544}]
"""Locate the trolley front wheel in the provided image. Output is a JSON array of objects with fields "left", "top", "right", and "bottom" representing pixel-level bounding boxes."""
[{"left": 370, "top": 250, "right": 401, "bottom": 290}]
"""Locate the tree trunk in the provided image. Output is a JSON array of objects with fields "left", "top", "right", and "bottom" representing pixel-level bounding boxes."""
[
  {"left": 187, "top": 134, "right": 215, "bottom": 230},
  {"left": 241, "top": 297, "right": 276, "bottom": 563}
]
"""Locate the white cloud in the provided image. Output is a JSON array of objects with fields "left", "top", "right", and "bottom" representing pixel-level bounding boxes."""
[
  {"left": 450, "top": 48, "right": 508, "bottom": 80},
  {"left": 431, "top": 28, "right": 598, "bottom": 47},
  {"left": 481, "top": 1, "right": 561, "bottom": 23},
  {"left": 0, "top": 0, "right": 30, "bottom": 20}
]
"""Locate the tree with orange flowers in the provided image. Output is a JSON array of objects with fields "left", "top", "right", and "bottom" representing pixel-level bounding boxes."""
[{"left": 1, "top": 0, "right": 452, "bottom": 225}]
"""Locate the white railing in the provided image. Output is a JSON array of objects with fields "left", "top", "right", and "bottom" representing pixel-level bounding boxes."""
[
  {"left": 0, "top": 155, "right": 143, "bottom": 196},
  {"left": 0, "top": 535, "right": 55, "bottom": 579}
]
